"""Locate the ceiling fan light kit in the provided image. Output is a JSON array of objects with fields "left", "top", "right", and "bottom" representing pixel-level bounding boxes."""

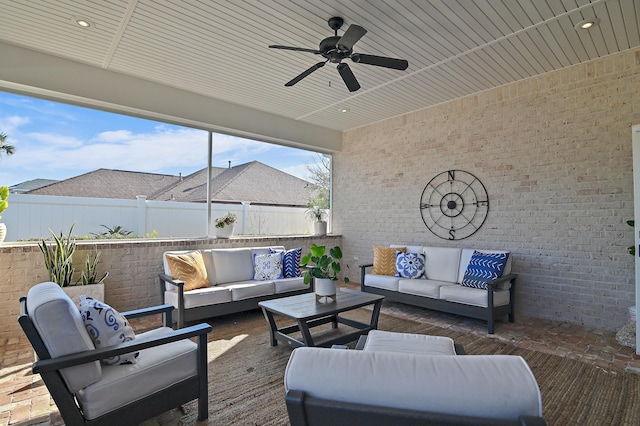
[{"left": 269, "top": 16, "right": 409, "bottom": 92}]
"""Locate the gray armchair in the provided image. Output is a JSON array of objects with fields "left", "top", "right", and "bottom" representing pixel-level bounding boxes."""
[{"left": 18, "top": 282, "right": 211, "bottom": 425}]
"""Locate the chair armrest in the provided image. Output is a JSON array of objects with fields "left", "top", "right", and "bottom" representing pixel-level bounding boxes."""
[
  {"left": 33, "top": 322, "right": 212, "bottom": 374},
  {"left": 122, "top": 304, "right": 174, "bottom": 327},
  {"left": 485, "top": 273, "right": 517, "bottom": 290},
  {"left": 359, "top": 263, "right": 374, "bottom": 291},
  {"left": 122, "top": 303, "right": 173, "bottom": 319},
  {"left": 158, "top": 273, "right": 185, "bottom": 289}
]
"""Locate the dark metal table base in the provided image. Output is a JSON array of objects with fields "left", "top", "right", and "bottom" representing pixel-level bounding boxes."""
[{"left": 259, "top": 291, "right": 384, "bottom": 348}]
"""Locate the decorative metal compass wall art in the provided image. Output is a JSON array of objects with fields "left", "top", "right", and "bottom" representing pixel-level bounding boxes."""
[{"left": 419, "top": 170, "right": 489, "bottom": 240}]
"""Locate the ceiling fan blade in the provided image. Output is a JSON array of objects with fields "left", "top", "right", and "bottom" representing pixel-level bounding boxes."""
[
  {"left": 351, "top": 53, "right": 409, "bottom": 70},
  {"left": 285, "top": 61, "right": 326, "bottom": 87},
  {"left": 337, "top": 24, "right": 367, "bottom": 51},
  {"left": 269, "top": 45, "right": 322, "bottom": 54},
  {"left": 337, "top": 63, "right": 361, "bottom": 92}
]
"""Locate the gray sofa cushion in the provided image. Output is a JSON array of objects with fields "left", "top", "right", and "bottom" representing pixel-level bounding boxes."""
[
  {"left": 221, "top": 280, "right": 275, "bottom": 301},
  {"left": 423, "top": 247, "right": 461, "bottom": 282},
  {"left": 440, "top": 285, "right": 510, "bottom": 307},
  {"left": 164, "top": 285, "right": 232, "bottom": 309},
  {"left": 364, "top": 274, "right": 400, "bottom": 291},
  {"left": 211, "top": 248, "right": 254, "bottom": 284},
  {"left": 274, "top": 277, "right": 306, "bottom": 293},
  {"left": 363, "top": 330, "right": 456, "bottom": 355},
  {"left": 285, "top": 347, "right": 542, "bottom": 421},
  {"left": 398, "top": 279, "right": 457, "bottom": 298}
]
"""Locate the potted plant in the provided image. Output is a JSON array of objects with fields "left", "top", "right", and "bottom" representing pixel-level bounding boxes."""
[
  {"left": 305, "top": 205, "right": 328, "bottom": 236},
  {"left": 215, "top": 211, "right": 237, "bottom": 238},
  {"left": 0, "top": 185, "right": 8, "bottom": 243},
  {"left": 301, "top": 243, "right": 349, "bottom": 302},
  {"left": 38, "top": 225, "right": 107, "bottom": 303}
]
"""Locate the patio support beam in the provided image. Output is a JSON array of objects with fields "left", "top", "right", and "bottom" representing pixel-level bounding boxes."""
[{"left": 0, "top": 42, "right": 341, "bottom": 153}]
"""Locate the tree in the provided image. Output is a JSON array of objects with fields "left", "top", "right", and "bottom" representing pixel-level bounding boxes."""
[
  {"left": 305, "top": 153, "right": 331, "bottom": 209},
  {"left": 0, "top": 133, "right": 15, "bottom": 158}
]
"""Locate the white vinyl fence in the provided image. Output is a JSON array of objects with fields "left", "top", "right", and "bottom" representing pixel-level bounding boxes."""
[{"left": 2, "top": 194, "right": 316, "bottom": 241}]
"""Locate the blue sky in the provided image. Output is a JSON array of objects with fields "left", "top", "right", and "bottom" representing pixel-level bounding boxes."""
[{"left": 0, "top": 92, "right": 321, "bottom": 187}]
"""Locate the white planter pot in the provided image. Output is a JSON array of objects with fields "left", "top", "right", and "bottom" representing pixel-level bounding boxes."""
[
  {"left": 315, "top": 278, "right": 336, "bottom": 302},
  {"left": 215, "top": 224, "right": 235, "bottom": 238},
  {"left": 0, "top": 223, "right": 6, "bottom": 244},
  {"left": 313, "top": 221, "right": 327, "bottom": 236},
  {"left": 63, "top": 283, "right": 105, "bottom": 305}
]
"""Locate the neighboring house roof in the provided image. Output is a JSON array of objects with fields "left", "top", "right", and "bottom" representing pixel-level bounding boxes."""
[
  {"left": 9, "top": 179, "right": 59, "bottom": 193},
  {"left": 27, "top": 169, "right": 182, "bottom": 199},
  {"left": 153, "top": 161, "right": 316, "bottom": 207},
  {"left": 26, "top": 162, "right": 316, "bottom": 207}
]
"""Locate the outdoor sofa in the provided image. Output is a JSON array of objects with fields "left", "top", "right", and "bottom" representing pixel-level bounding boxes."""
[
  {"left": 285, "top": 330, "right": 545, "bottom": 425},
  {"left": 360, "top": 245, "right": 516, "bottom": 333},
  {"left": 159, "top": 246, "right": 310, "bottom": 328}
]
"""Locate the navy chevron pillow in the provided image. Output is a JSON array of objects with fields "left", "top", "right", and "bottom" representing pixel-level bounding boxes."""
[
  {"left": 461, "top": 251, "right": 509, "bottom": 290},
  {"left": 270, "top": 247, "right": 302, "bottom": 278}
]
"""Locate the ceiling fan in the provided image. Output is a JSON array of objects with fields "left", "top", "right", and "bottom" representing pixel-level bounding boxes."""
[{"left": 269, "top": 17, "right": 409, "bottom": 92}]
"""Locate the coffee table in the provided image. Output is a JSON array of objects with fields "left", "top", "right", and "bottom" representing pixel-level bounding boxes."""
[{"left": 258, "top": 289, "right": 384, "bottom": 348}]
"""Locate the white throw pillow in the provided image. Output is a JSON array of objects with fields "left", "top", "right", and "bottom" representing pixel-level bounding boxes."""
[
  {"left": 253, "top": 252, "right": 284, "bottom": 280},
  {"left": 78, "top": 296, "right": 138, "bottom": 365}
]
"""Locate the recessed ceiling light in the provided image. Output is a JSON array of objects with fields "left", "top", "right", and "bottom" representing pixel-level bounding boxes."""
[
  {"left": 575, "top": 18, "right": 600, "bottom": 30},
  {"left": 73, "top": 16, "right": 94, "bottom": 28},
  {"left": 340, "top": 108, "right": 349, "bottom": 113}
]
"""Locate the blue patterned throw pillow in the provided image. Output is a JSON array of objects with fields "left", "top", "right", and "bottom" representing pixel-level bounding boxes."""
[
  {"left": 270, "top": 247, "right": 302, "bottom": 278},
  {"left": 78, "top": 296, "right": 138, "bottom": 365},
  {"left": 461, "top": 251, "right": 509, "bottom": 289},
  {"left": 395, "top": 251, "right": 426, "bottom": 279}
]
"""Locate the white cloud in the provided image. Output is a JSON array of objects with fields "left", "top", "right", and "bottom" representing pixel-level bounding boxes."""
[
  {"left": 0, "top": 116, "right": 30, "bottom": 134},
  {"left": 0, "top": 94, "right": 324, "bottom": 186},
  {"left": 95, "top": 130, "right": 133, "bottom": 142}
]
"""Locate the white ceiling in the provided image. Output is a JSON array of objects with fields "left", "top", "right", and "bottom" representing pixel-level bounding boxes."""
[{"left": 0, "top": 0, "right": 638, "bottom": 134}]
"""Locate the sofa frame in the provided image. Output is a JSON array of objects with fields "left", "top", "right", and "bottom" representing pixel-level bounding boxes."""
[
  {"left": 286, "top": 390, "right": 546, "bottom": 426},
  {"left": 360, "top": 264, "right": 517, "bottom": 334}
]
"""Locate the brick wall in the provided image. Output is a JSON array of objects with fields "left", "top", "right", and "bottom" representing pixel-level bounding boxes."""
[
  {"left": 1, "top": 235, "right": 341, "bottom": 341},
  {"left": 334, "top": 48, "right": 640, "bottom": 331}
]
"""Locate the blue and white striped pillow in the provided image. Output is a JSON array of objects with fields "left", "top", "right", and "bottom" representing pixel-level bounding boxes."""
[
  {"left": 270, "top": 247, "right": 302, "bottom": 278},
  {"left": 461, "top": 251, "right": 509, "bottom": 289}
]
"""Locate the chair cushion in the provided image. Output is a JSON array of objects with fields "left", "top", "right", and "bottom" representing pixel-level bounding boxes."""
[
  {"left": 165, "top": 251, "right": 210, "bottom": 291},
  {"left": 26, "top": 282, "right": 101, "bottom": 393},
  {"left": 77, "top": 327, "right": 198, "bottom": 420},
  {"left": 395, "top": 252, "right": 426, "bottom": 279},
  {"left": 78, "top": 296, "right": 138, "bottom": 365},
  {"left": 285, "top": 348, "right": 543, "bottom": 421},
  {"left": 372, "top": 246, "right": 406, "bottom": 275},
  {"left": 363, "top": 330, "right": 457, "bottom": 355},
  {"left": 461, "top": 251, "right": 509, "bottom": 289},
  {"left": 253, "top": 252, "right": 284, "bottom": 280}
]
